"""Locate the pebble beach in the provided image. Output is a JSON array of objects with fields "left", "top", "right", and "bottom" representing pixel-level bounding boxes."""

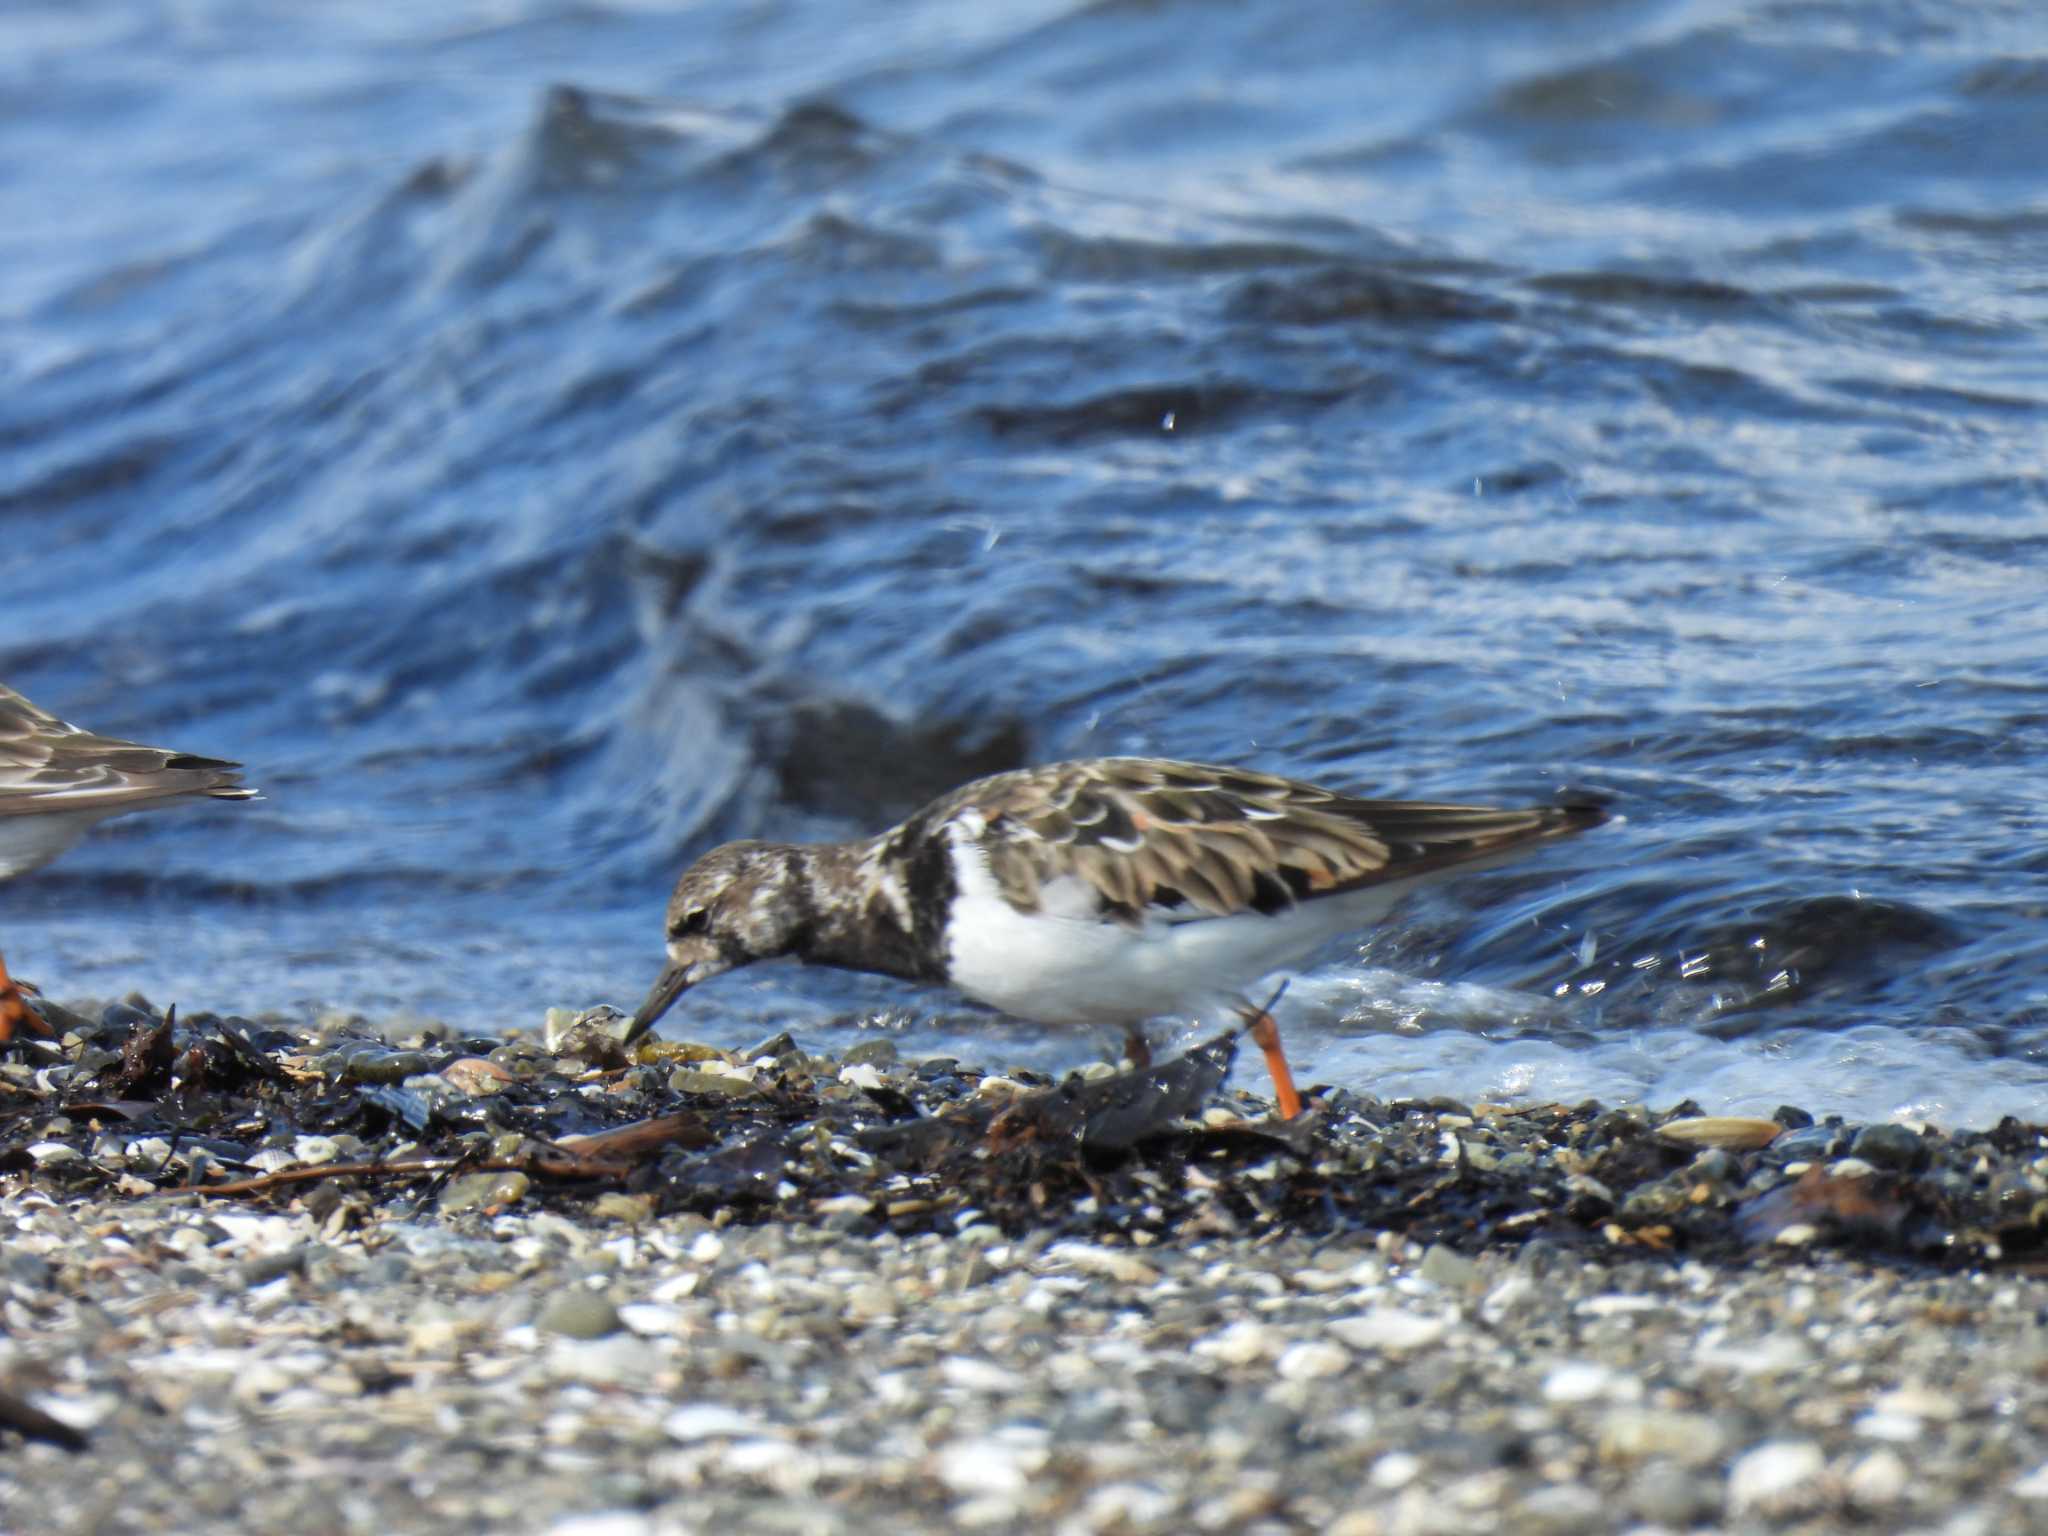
[{"left": 5, "top": 1001, "right": 2048, "bottom": 1535}]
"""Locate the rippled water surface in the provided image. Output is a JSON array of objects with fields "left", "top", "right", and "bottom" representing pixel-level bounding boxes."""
[{"left": 5, "top": 0, "right": 2046, "bottom": 1125}]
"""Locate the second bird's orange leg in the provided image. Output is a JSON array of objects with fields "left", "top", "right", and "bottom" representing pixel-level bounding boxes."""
[{"left": 1244, "top": 1009, "right": 1303, "bottom": 1120}]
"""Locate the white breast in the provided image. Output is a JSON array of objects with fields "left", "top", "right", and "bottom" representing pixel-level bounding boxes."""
[{"left": 940, "top": 830, "right": 1421, "bottom": 1027}]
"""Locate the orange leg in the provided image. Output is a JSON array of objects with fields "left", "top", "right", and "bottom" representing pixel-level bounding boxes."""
[
  {"left": 1244, "top": 1009, "right": 1302, "bottom": 1120},
  {"left": 0, "top": 950, "right": 53, "bottom": 1045}
]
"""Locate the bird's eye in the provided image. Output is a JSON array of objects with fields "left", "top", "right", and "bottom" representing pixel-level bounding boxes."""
[{"left": 672, "top": 906, "right": 708, "bottom": 938}]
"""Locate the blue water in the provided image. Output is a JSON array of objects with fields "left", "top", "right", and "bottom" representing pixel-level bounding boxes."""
[{"left": 5, "top": 0, "right": 2046, "bottom": 1126}]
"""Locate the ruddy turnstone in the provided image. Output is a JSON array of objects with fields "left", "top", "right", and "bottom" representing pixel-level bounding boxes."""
[
  {"left": 626, "top": 756, "right": 1607, "bottom": 1118},
  {"left": 0, "top": 683, "right": 255, "bottom": 1041}
]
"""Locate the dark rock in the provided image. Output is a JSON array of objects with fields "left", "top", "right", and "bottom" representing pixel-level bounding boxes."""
[
  {"left": 1850, "top": 1122, "right": 1928, "bottom": 1172},
  {"left": 240, "top": 1248, "right": 310, "bottom": 1287}
]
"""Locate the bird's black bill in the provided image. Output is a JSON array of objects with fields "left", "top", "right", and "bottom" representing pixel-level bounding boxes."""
[{"left": 624, "top": 962, "right": 691, "bottom": 1046}]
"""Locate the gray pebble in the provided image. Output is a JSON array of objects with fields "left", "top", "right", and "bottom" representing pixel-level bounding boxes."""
[
  {"left": 537, "top": 1288, "right": 624, "bottom": 1339},
  {"left": 1630, "top": 1459, "right": 1718, "bottom": 1526}
]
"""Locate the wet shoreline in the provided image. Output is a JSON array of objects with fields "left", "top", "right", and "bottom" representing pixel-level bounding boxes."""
[{"left": 4, "top": 999, "right": 2048, "bottom": 1532}]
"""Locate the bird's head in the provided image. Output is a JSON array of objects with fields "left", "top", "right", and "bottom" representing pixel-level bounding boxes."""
[{"left": 623, "top": 841, "right": 805, "bottom": 1044}]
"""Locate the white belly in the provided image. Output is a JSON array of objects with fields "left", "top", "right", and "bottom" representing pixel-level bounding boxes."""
[
  {"left": 940, "top": 834, "right": 1419, "bottom": 1026},
  {"left": 0, "top": 808, "right": 115, "bottom": 880}
]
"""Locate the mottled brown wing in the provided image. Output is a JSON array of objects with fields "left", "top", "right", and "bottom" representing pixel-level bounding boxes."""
[
  {"left": 0, "top": 684, "right": 255, "bottom": 813},
  {"left": 955, "top": 757, "right": 1603, "bottom": 922}
]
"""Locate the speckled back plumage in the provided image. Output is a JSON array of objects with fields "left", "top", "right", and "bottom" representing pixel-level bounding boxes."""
[{"left": 900, "top": 757, "right": 1602, "bottom": 927}]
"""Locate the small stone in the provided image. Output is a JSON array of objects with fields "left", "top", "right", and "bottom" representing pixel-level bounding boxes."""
[
  {"left": 1199, "top": 1321, "right": 1279, "bottom": 1366},
  {"left": 1599, "top": 1409, "right": 1726, "bottom": 1466},
  {"left": 1542, "top": 1362, "right": 1632, "bottom": 1403},
  {"left": 1193, "top": 1485, "right": 1284, "bottom": 1530},
  {"left": 844, "top": 1283, "right": 895, "bottom": 1324},
  {"left": 838, "top": 1063, "right": 887, "bottom": 1091},
  {"left": 439, "top": 1171, "right": 530, "bottom": 1213},
  {"left": 1771, "top": 1123, "right": 1844, "bottom": 1160},
  {"left": 2014, "top": 1463, "right": 2048, "bottom": 1499},
  {"left": 1369, "top": 1451, "right": 1421, "bottom": 1490},
  {"left": 1043, "top": 1242, "right": 1160, "bottom": 1286},
  {"left": 1847, "top": 1449, "right": 1909, "bottom": 1505},
  {"left": 574, "top": 1004, "right": 632, "bottom": 1038},
  {"left": 591, "top": 1192, "right": 654, "bottom": 1225},
  {"left": 934, "top": 1431, "right": 1048, "bottom": 1497},
  {"left": 1276, "top": 1341, "right": 1351, "bottom": 1381},
  {"left": 842, "top": 1039, "right": 899, "bottom": 1067},
  {"left": 654, "top": 1041, "right": 731, "bottom": 1064},
  {"left": 953, "top": 1251, "right": 996, "bottom": 1291},
  {"left": 1868, "top": 1385, "right": 1960, "bottom": 1421},
  {"left": 1630, "top": 1461, "right": 1716, "bottom": 1526},
  {"left": 442, "top": 1057, "right": 515, "bottom": 1096},
  {"left": 1697, "top": 1334, "right": 1813, "bottom": 1377},
  {"left": 239, "top": 1249, "right": 308, "bottom": 1287},
  {"left": 665, "top": 1403, "right": 772, "bottom": 1443},
  {"left": 540, "top": 1004, "right": 632, "bottom": 1052},
  {"left": 5, "top": 1253, "right": 50, "bottom": 1288},
  {"left": 1852, "top": 1411, "right": 1922, "bottom": 1442},
  {"left": 1515, "top": 1483, "right": 1602, "bottom": 1533},
  {"left": 100, "top": 1001, "right": 158, "bottom": 1034},
  {"left": 1659, "top": 1115, "right": 1783, "bottom": 1150},
  {"left": 1727, "top": 1440, "right": 1826, "bottom": 1515},
  {"left": 1077, "top": 1483, "right": 1174, "bottom": 1528},
  {"left": 1848, "top": 1122, "right": 1926, "bottom": 1171},
  {"left": 743, "top": 1030, "right": 798, "bottom": 1060},
  {"left": 1417, "top": 1244, "right": 1480, "bottom": 1292},
  {"left": 292, "top": 1135, "right": 343, "bottom": 1166},
  {"left": 668, "top": 1068, "right": 755, "bottom": 1097},
  {"left": 1575, "top": 1293, "right": 1668, "bottom": 1318},
  {"left": 1327, "top": 1309, "right": 1448, "bottom": 1354},
  {"left": 1480, "top": 1275, "right": 1539, "bottom": 1321},
  {"left": 616, "top": 1303, "right": 683, "bottom": 1336},
  {"left": 541, "top": 1008, "right": 580, "bottom": 1050},
  {"left": 942, "top": 1357, "right": 1028, "bottom": 1394},
  {"left": 1514, "top": 1238, "right": 1572, "bottom": 1278},
  {"left": 537, "top": 1289, "right": 622, "bottom": 1340}
]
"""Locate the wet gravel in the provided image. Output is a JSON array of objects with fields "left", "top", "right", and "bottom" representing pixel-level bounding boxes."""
[{"left": 5, "top": 998, "right": 2048, "bottom": 1534}]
